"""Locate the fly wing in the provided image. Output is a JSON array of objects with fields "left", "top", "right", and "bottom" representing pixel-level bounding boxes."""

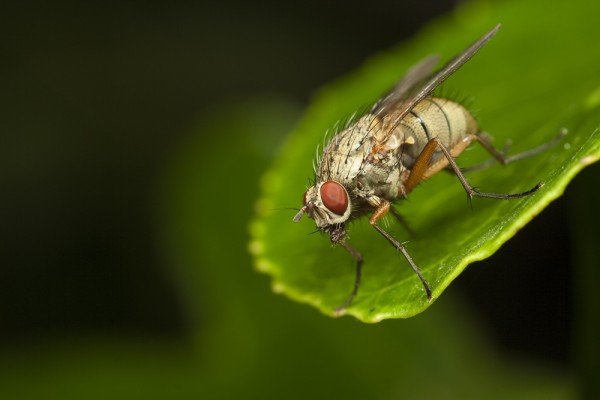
[
  {"left": 373, "top": 24, "right": 501, "bottom": 141},
  {"left": 371, "top": 54, "right": 440, "bottom": 117}
]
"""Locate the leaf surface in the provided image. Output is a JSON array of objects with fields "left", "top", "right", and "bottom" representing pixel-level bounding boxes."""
[{"left": 250, "top": 0, "right": 600, "bottom": 321}]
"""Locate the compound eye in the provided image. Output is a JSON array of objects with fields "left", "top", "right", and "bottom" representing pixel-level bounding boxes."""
[{"left": 320, "top": 181, "right": 348, "bottom": 216}]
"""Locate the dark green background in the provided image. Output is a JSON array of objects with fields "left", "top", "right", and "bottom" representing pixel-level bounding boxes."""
[{"left": 1, "top": 0, "right": 595, "bottom": 398}]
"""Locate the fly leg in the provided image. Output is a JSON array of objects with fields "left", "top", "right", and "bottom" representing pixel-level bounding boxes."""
[
  {"left": 334, "top": 241, "right": 363, "bottom": 316},
  {"left": 461, "top": 128, "right": 567, "bottom": 173},
  {"left": 405, "top": 138, "right": 442, "bottom": 192},
  {"left": 430, "top": 138, "right": 542, "bottom": 200},
  {"left": 369, "top": 199, "right": 432, "bottom": 300},
  {"left": 459, "top": 135, "right": 511, "bottom": 173}
]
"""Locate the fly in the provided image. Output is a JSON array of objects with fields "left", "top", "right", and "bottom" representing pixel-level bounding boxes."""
[{"left": 293, "top": 24, "right": 565, "bottom": 315}]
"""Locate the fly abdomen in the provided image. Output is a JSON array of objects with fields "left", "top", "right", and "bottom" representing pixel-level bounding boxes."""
[{"left": 396, "top": 97, "right": 479, "bottom": 167}]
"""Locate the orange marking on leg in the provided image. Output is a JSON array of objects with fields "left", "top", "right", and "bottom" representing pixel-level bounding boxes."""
[
  {"left": 421, "top": 136, "right": 472, "bottom": 181},
  {"left": 369, "top": 201, "right": 390, "bottom": 225},
  {"left": 404, "top": 139, "right": 439, "bottom": 193}
]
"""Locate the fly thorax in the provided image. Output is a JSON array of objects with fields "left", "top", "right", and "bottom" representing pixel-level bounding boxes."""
[
  {"left": 357, "top": 162, "right": 405, "bottom": 201},
  {"left": 318, "top": 115, "right": 374, "bottom": 186}
]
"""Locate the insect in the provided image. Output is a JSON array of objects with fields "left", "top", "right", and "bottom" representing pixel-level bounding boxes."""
[{"left": 293, "top": 24, "right": 564, "bottom": 315}]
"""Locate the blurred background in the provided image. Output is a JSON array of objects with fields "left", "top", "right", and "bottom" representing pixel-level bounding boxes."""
[{"left": 1, "top": 0, "right": 597, "bottom": 398}]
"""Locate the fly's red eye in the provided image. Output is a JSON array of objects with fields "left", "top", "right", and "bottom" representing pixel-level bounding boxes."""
[{"left": 320, "top": 181, "right": 348, "bottom": 215}]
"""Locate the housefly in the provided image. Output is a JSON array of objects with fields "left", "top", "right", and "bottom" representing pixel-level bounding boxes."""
[{"left": 293, "top": 24, "right": 564, "bottom": 315}]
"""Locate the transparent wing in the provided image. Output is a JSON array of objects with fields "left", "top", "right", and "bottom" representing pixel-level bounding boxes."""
[
  {"left": 371, "top": 54, "right": 440, "bottom": 116},
  {"left": 374, "top": 24, "right": 501, "bottom": 141}
]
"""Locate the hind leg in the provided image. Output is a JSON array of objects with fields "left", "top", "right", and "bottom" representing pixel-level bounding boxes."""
[
  {"left": 460, "top": 128, "right": 567, "bottom": 173},
  {"left": 408, "top": 137, "right": 542, "bottom": 201}
]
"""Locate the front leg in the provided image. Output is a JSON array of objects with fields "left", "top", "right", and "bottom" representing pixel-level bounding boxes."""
[
  {"left": 369, "top": 198, "right": 432, "bottom": 300},
  {"left": 333, "top": 241, "right": 364, "bottom": 316}
]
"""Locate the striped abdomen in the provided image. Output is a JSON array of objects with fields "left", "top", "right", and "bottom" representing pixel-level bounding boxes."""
[{"left": 391, "top": 97, "right": 479, "bottom": 168}]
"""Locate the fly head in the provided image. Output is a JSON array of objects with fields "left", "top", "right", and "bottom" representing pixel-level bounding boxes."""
[{"left": 293, "top": 180, "right": 352, "bottom": 242}]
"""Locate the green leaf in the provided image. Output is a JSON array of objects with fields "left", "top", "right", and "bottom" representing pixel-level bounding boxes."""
[
  {"left": 250, "top": 0, "right": 600, "bottom": 322},
  {"left": 0, "top": 97, "right": 576, "bottom": 400}
]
